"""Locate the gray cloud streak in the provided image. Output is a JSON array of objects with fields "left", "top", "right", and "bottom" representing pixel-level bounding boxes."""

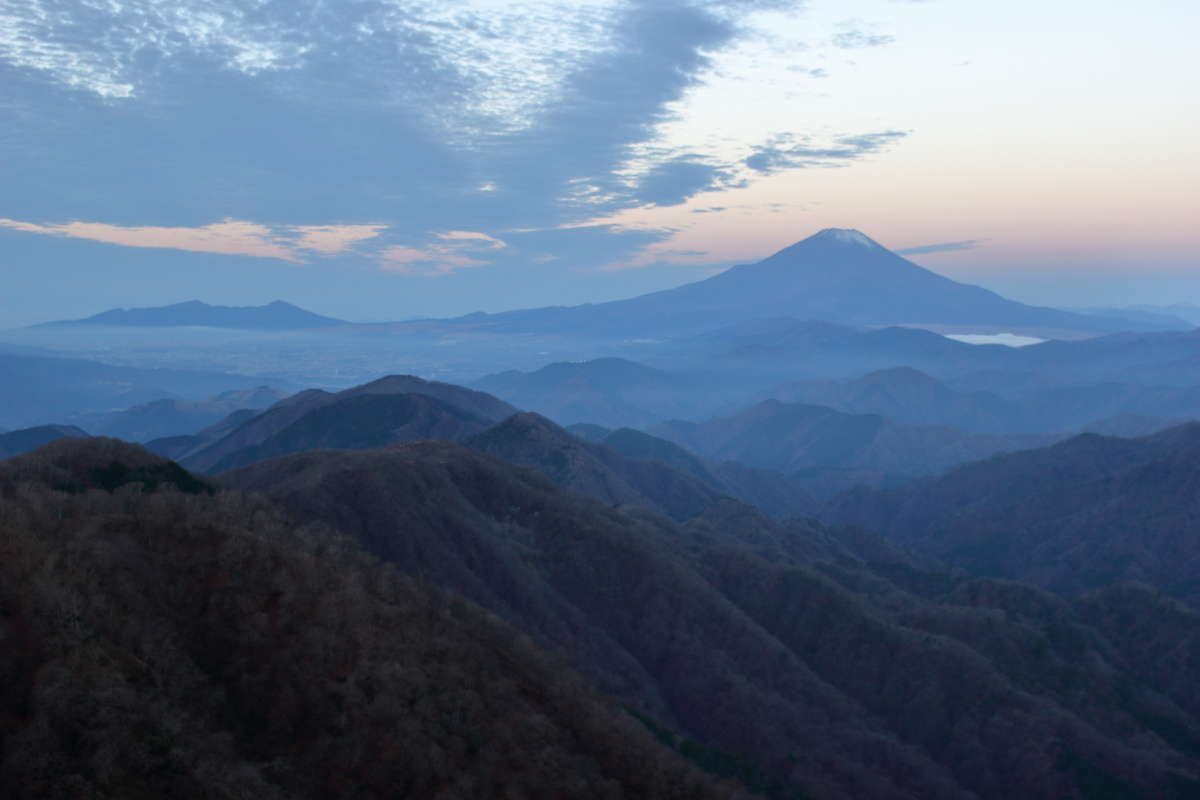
[
  {"left": 897, "top": 239, "right": 987, "bottom": 256},
  {"left": 744, "top": 130, "right": 908, "bottom": 174}
]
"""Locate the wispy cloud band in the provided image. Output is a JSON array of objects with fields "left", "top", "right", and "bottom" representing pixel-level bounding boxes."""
[
  {"left": 0, "top": 218, "right": 384, "bottom": 262},
  {"left": 897, "top": 239, "right": 987, "bottom": 256}
]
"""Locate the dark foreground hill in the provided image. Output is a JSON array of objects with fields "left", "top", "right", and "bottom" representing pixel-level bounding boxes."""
[
  {"left": 0, "top": 438, "right": 742, "bottom": 800},
  {"left": 826, "top": 423, "right": 1200, "bottom": 607},
  {"left": 209, "top": 392, "right": 496, "bottom": 473},
  {"left": 227, "top": 440, "right": 1200, "bottom": 799},
  {"left": 179, "top": 374, "right": 517, "bottom": 472},
  {"left": 463, "top": 412, "right": 729, "bottom": 522}
]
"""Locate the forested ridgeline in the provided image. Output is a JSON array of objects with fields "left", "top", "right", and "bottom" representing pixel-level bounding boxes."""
[
  {"left": 4, "top": 438, "right": 1200, "bottom": 799},
  {"left": 0, "top": 438, "right": 746, "bottom": 800}
]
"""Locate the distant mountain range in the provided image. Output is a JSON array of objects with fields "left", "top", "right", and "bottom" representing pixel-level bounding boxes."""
[
  {"left": 649, "top": 399, "right": 1054, "bottom": 478},
  {"left": 2, "top": 438, "right": 737, "bottom": 800},
  {"left": 827, "top": 423, "right": 1200, "bottom": 608},
  {"left": 473, "top": 357, "right": 714, "bottom": 427},
  {"left": 40, "top": 299, "right": 347, "bottom": 329},
  {"left": 473, "top": 354, "right": 1200, "bottom": 436},
  {"left": 0, "top": 350, "right": 277, "bottom": 429},
  {"left": 164, "top": 374, "right": 815, "bottom": 518},
  {"left": 403, "top": 228, "right": 1160, "bottom": 338},
  {"left": 10, "top": 380, "right": 1200, "bottom": 796},
  {"left": 174, "top": 374, "right": 518, "bottom": 473},
  {"left": 1067, "top": 303, "right": 1200, "bottom": 328},
  {"left": 0, "top": 424, "right": 88, "bottom": 459},
  {"left": 73, "top": 386, "right": 287, "bottom": 442},
  {"left": 191, "top": 433, "right": 1200, "bottom": 796}
]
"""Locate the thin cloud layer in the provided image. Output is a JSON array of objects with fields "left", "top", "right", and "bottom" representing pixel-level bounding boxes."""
[
  {"left": 745, "top": 130, "right": 908, "bottom": 173},
  {"left": 897, "top": 239, "right": 987, "bottom": 256},
  {"left": 0, "top": 218, "right": 385, "bottom": 262},
  {"left": 831, "top": 19, "right": 895, "bottom": 48},
  {"left": 2, "top": 0, "right": 911, "bottom": 285},
  {"left": 379, "top": 230, "right": 509, "bottom": 276}
]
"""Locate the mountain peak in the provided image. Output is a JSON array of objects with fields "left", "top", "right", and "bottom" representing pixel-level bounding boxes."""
[
  {"left": 806, "top": 228, "right": 882, "bottom": 248},
  {"left": 39, "top": 300, "right": 347, "bottom": 330}
]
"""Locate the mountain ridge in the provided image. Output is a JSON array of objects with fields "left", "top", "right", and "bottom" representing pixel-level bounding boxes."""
[
  {"left": 39, "top": 299, "right": 347, "bottom": 330},
  {"left": 404, "top": 228, "right": 1156, "bottom": 338}
]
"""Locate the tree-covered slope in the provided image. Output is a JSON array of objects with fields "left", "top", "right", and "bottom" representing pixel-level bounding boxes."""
[{"left": 0, "top": 438, "right": 743, "bottom": 800}]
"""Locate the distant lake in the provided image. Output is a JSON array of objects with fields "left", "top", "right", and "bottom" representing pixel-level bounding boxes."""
[{"left": 944, "top": 332, "right": 1045, "bottom": 347}]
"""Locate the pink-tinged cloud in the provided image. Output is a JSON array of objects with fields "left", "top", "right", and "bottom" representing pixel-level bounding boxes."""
[
  {"left": 290, "top": 224, "right": 387, "bottom": 254},
  {"left": 435, "top": 230, "right": 506, "bottom": 249},
  {"left": 0, "top": 218, "right": 303, "bottom": 261},
  {"left": 0, "top": 218, "right": 388, "bottom": 262},
  {"left": 377, "top": 231, "right": 508, "bottom": 276}
]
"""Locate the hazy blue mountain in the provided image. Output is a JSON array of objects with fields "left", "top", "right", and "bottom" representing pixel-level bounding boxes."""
[
  {"left": 650, "top": 399, "right": 1055, "bottom": 477},
  {"left": 473, "top": 351, "right": 1011, "bottom": 432},
  {"left": 565, "top": 422, "right": 613, "bottom": 441},
  {"left": 221, "top": 439, "right": 1200, "bottom": 799},
  {"left": 464, "top": 412, "right": 727, "bottom": 521},
  {"left": 600, "top": 426, "right": 725, "bottom": 486},
  {"left": 473, "top": 357, "right": 723, "bottom": 426},
  {"left": 180, "top": 374, "right": 518, "bottom": 472},
  {"left": 0, "top": 351, "right": 272, "bottom": 429},
  {"left": 826, "top": 423, "right": 1200, "bottom": 607},
  {"left": 73, "top": 386, "right": 286, "bottom": 442},
  {"left": 995, "top": 328, "right": 1200, "bottom": 387},
  {"left": 414, "top": 229, "right": 1145, "bottom": 338},
  {"left": 1019, "top": 382, "right": 1200, "bottom": 431},
  {"left": 41, "top": 299, "right": 347, "bottom": 329},
  {"left": 674, "top": 317, "right": 1021, "bottom": 385},
  {"left": 1065, "top": 306, "right": 1194, "bottom": 330},
  {"left": 0, "top": 424, "right": 88, "bottom": 459},
  {"left": 764, "top": 367, "right": 1014, "bottom": 430},
  {"left": 763, "top": 367, "right": 1200, "bottom": 434},
  {"left": 143, "top": 408, "right": 262, "bottom": 460},
  {"left": 340, "top": 373, "right": 518, "bottom": 420},
  {"left": 1078, "top": 413, "right": 1190, "bottom": 438},
  {"left": 595, "top": 426, "right": 825, "bottom": 518},
  {"left": 209, "top": 392, "right": 495, "bottom": 473}
]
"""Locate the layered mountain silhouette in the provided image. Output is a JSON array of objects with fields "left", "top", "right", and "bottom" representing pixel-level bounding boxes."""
[
  {"left": 826, "top": 423, "right": 1200, "bottom": 607},
  {"left": 0, "top": 424, "right": 88, "bottom": 459},
  {"left": 650, "top": 399, "right": 1054, "bottom": 478},
  {"left": 73, "top": 386, "right": 286, "bottom": 442},
  {"left": 210, "top": 392, "right": 495, "bottom": 473},
  {"left": 426, "top": 229, "right": 1144, "bottom": 337},
  {"left": 463, "top": 412, "right": 727, "bottom": 521},
  {"left": 220, "top": 439, "right": 1200, "bottom": 799},
  {"left": 0, "top": 438, "right": 738, "bottom": 799},
  {"left": 9, "top": 410, "right": 1200, "bottom": 796},
  {"left": 0, "top": 351, "right": 270, "bottom": 429},
  {"left": 764, "top": 367, "right": 1014, "bottom": 430},
  {"left": 473, "top": 358, "right": 717, "bottom": 427},
  {"left": 178, "top": 374, "right": 517, "bottom": 472},
  {"left": 763, "top": 367, "right": 1200, "bottom": 434},
  {"left": 41, "top": 299, "right": 346, "bottom": 329}
]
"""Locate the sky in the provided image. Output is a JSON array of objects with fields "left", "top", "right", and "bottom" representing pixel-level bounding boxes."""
[{"left": 2, "top": 0, "right": 1198, "bottom": 326}]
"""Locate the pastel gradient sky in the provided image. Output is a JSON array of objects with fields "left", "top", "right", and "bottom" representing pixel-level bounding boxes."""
[{"left": 2, "top": 0, "right": 1197, "bottom": 325}]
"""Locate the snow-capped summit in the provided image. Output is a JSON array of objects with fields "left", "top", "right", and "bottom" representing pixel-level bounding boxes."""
[{"left": 810, "top": 228, "right": 881, "bottom": 248}]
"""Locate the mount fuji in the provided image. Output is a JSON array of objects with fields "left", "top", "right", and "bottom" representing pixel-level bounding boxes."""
[{"left": 436, "top": 228, "right": 1148, "bottom": 338}]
